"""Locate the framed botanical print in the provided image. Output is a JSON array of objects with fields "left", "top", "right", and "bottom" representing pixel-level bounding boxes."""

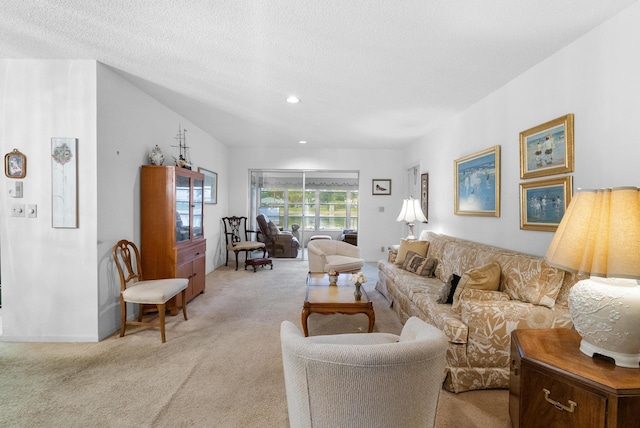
[
  {"left": 520, "top": 176, "right": 573, "bottom": 231},
  {"left": 454, "top": 145, "right": 501, "bottom": 217},
  {"left": 520, "top": 114, "right": 574, "bottom": 179}
]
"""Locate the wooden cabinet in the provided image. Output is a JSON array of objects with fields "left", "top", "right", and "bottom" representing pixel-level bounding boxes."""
[
  {"left": 510, "top": 329, "right": 640, "bottom": 428},
  {"left": 141, "top": 165, "right": 206, "bottom": 314}
]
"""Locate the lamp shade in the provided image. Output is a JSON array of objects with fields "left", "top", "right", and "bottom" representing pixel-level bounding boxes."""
[
  {"left": 545, "top": 187, "right": 640, "bottom": 279},
  {"left": 396, "top": 198, "right": 428, "bottom": 223},
  {"left": 545, "top": 186, "right": 640, "bottom": 368}
]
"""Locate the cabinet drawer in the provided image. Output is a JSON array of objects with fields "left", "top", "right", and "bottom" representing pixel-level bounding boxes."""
[
  {"left": 520, "top": 365, "right": 606, "bottom": 428},
  {"left": 177, "top": 241, "right": 206, "bottom": 264}
]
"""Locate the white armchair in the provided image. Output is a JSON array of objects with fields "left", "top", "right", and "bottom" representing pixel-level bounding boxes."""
[
  {"left": 307, "top": 239, "right": 364, "bottom": 273},
  {"left": 280, "top": 317, "right": 448, "bottom": 428}
]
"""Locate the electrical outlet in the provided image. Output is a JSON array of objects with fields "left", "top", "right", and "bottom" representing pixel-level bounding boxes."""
[
  {"left": 380, "top": 246, "right": 385, "bottom": 252},
  {"left": 11, "top": 204, "right": 25, "bottom": 217}
]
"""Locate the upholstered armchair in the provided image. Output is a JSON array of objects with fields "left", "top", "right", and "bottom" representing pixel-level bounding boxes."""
[
  {"left": 307, "top": 239, "right": 364, "bottom": 273},
  {"left": 280, "top": 316, "right": 448, "bottom": 428},
  {"left": 256, "top": 214, "right": 300, "bottom": 258}
]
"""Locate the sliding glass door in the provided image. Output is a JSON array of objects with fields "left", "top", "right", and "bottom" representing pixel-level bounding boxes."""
[{"left": 249, "top": 170, "right": 359, "bottom": 261}]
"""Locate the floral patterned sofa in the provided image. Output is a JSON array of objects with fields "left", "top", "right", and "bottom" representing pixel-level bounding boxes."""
[{"left": 376, "top": 231, "right": 583, "bottom": 393}]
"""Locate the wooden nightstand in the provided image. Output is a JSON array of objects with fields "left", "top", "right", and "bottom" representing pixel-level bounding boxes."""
[{"left": 510, "top": 329, "right": 640, "bottom": 428}]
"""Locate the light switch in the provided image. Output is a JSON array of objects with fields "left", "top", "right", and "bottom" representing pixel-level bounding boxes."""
[
  {"left": 7, "top": 181, "right": 23, "bottom": 198},
  {"left": 27, "top": 204, "right": 37, "bottom": 218}
]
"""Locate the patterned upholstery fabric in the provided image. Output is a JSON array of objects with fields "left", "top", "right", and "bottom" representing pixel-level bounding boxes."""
[{"left": 375, "top": 231, "right": 580, "bottom": 393}]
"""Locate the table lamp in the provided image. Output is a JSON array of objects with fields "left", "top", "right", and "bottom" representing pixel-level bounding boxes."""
[
  {"left": 396, "top": 198, "right": 427, "bottom": 240},
  {"left": 545, "top": 187, "right": 640, "bottom": 368}
]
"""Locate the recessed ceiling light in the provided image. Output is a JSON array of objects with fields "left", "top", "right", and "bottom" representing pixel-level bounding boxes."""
[
  {"left": 299, "top": 140, "right": 307, "bottom": 144},
  {"left": 286, "top": 96, "right": 300, "bottom": 104}
]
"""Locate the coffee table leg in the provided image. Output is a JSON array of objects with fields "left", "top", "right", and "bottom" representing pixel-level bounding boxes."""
[
  {"left": 301, "top": 307, "right": 310, "bottom": 337},
  {"left": 367, "top": 309, "right": 376, "bottom": 333}
]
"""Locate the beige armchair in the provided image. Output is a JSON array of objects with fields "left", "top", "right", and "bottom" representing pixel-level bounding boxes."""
[
  {"left": 307, "top": 239, "right": 364, "bottom": 273},
  {"left": 280, "top": 317, "right": 448, "bottom": 428}
]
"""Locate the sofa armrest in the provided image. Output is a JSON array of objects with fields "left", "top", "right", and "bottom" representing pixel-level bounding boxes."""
[{"left": 460, "top": 298, "right": 572, "bottom": 368}]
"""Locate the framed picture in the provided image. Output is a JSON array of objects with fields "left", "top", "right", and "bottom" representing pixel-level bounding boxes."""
[
  {"left": 198, "top": 167, "right": 218, "bottom": 204},
  {"left": 520, "top": 176, "right": 573, "bottom": 231},
  {"left": 454, "top": 145, "right": 501, "bottom": 216},
  {"left": 420, "top": 173, "right": 429, "bottom": 222},
  {"left": 520, "top": 114, "right": 574, "bottom": 179},
  {"left": 51, "top": 138, "right": 78, "bottom": 228},
  {"left": 4, "top": 149, "right": 26, "bottom": 178},
  {"left": 372, "top": 179, "right": 391, "bottom": 195}
]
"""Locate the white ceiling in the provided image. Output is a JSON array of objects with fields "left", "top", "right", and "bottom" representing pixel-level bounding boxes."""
[{"left": 1, "top": 0, "right": 637, "bottom": 149}]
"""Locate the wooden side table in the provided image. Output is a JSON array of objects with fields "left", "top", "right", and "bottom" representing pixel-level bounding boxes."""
[{"left": 510, "top": 329, "right": 640, "bottom": 428}]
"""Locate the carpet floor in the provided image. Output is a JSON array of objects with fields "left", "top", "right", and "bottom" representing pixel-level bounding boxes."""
[{"left": 0, "top": 260, "right": 511, "bottom": 427}]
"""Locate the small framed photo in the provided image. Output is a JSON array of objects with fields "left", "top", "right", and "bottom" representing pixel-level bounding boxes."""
[
  {"left": 520, "top": 176, "right": 573, "bottom": 231},
  {"left": 4, "top": 149, "right": 26, "bottom": 178},
  {"left": 372, "top": 179, "right": 391, "bottom": 195},
  {"left": 198, "top": 167, "right": 218, "bottom": 204},
  {"left": 520, "top": 114, "right": 574, "bottom": 179},
  {"left": 454, "top": 145, "right": 501, "bottom": 217},
  {"left": 420, "top": 173, "right": 429, "bottom": 222}
]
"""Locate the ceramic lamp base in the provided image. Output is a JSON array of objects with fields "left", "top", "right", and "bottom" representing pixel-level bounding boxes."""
[{"left": 568, "top": 277, "right": 640, "bottom": 368}]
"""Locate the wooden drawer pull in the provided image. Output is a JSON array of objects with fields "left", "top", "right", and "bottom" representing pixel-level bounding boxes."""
[{"left": 543, "top": 388, "right": 577, "bottom": 413}]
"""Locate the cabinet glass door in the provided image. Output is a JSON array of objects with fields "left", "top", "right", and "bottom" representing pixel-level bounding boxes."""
[
  {"left": 193, "top": 177, "right": 203, "bottom": 238},
  {"left": 175, "top": 174, "right": 191, "bottom": 242}
]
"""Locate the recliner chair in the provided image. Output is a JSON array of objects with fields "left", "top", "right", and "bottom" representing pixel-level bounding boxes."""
[{"left": 256, "top": 214, "right": 300, "bottom": 258}]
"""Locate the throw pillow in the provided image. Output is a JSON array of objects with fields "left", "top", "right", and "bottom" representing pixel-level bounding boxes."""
[
  {"left": 402, "top": 251, "right": 438, "bottom": 277},
  {"left": 437, "top": 274, "right": 462, "bottom": 304},
  {"left": 452, "top": 261, "right": 501, "bottom": 313},
  {"left": 395, "top": 239, "right": 430, "bottom": 266}
]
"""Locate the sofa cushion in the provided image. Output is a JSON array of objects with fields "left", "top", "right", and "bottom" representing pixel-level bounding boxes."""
[
  {"left": 395, "top": 239, "right": 430, "bottom": 266},
  {"left": 325, "top": 255, "right": 365, "bottom": 273},
  {"left": 437, "top": 273, "right": 461, "bottom": 304},
  {"left": 402, "top": 251, "right": 438, "bottom": 277},
  {"left": 500, "top": 257, "right": 565, "bottom": 308},
  {"left": 452, "top": 261, "right": 501, "bottom": 313}
]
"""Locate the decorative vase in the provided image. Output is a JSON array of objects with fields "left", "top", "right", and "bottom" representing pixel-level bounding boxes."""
[
  {"left": 329, "top": 275, "right": 338, "bottom": 286},
  {"left": 149, "top": 145, "right": 164, "bottom": 165},
  {"left": 354, "top": 283, "right": 362, "bottom": 300}
]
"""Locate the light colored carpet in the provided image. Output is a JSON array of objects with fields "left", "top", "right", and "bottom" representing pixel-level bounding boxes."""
[{"left": 0, "top": 260, "right": 511, "bottom": 427}]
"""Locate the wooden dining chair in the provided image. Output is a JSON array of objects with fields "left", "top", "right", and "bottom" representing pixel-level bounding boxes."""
[
  {"left": 222, "top": 216, "right": 267, "bottom": 270},
  {"left": 112, "top": 239, "right": 189, "bottom": 343}
]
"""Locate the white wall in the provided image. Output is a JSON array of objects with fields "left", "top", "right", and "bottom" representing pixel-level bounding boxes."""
[
  {"left": 409, "top": 2, "right": 640, "bottom": 257},
  {"left": 228, "top": 147, "right": 406, "bottom": 262},
  {"left": 0, "top": 60, "right": 228, "bottom": 341},
  {"left": 0, "top": 60, "right": 99, "bottom": 341}
]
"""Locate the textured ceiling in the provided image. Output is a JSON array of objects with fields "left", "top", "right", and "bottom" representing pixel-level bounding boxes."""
[{"left": 1, "top": 1, "right": 637, "bottom": 149}]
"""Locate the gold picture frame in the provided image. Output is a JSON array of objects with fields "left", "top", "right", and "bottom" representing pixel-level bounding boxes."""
[
  {"left": 520, "top": 176, "right": 573, "bottom": 231},
  {"left": 520, "top": 114, "right": 574, "bottom": 179},
  {"left": 454, "top": 145, "right": 500, "bottom": 216},
  {"left": 4, "top": 148, "right": 26, "bottom": 178}
]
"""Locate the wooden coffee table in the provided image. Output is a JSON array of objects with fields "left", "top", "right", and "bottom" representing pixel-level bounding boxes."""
[{"left": 301, "top": 273, "right": 375, "bottom": 336}]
